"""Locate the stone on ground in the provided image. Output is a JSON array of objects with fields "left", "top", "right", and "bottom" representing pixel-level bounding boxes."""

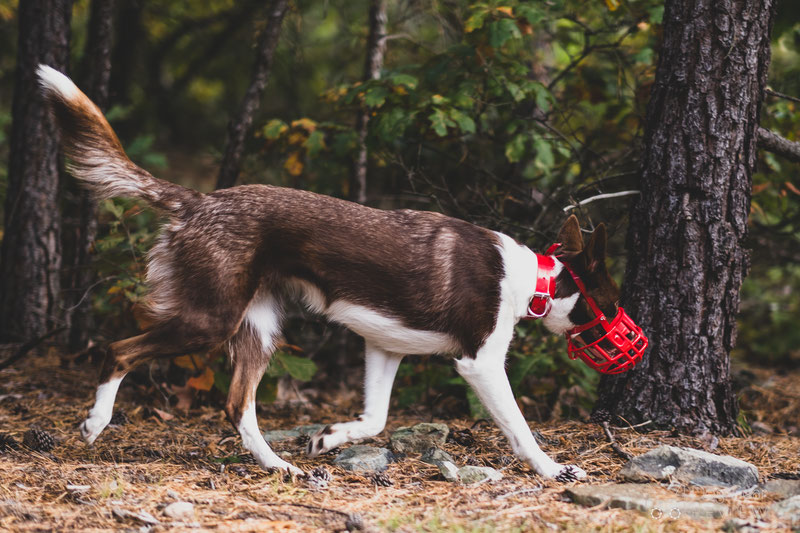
[
  {"left": 760, "top": 479, "right": 800, "bottom": 498},
  {"left": 567, "top": 483, "right": 728, "bottom": 520},
  {"left": 390, "top": 423, "right": 449, "bottom": 454},
  {"left": 420, "top": 447, "right": 454, "bottom": 467},
  {"left": 770, "top": 495, "right": 800, "bottom": 520},
  {"left": 163, "top": 501, "right": 195, "bottom": 521},
  {"left": 457, "top": 465, "right": 503, "bottom": 485},
  {"left": 263, "top": 424, "right": 326, "bottom": 442},
  {"left": 620, "top": 445, "right": 758, "bottom": 488},
  {"left": 438, "top": 461, "right": 460, "bottom": 482},
  {"left": 333, "top": 445, "right": 394, "bottom": 472}
]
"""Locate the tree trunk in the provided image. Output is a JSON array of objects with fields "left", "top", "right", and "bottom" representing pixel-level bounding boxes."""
[
  {"left": 215, "top": 0, "right": 289, "bottom": 190},
  {"left": 350, "top": 0, "right": 387, "bottom": 204},
  {"left": 62, "top": 0, "right": 115, "bottom": 351},
  {"left": 0, "top": 0, "right": 72, "bottom": 343},
  {"left": 596, "top": 0, "right": 776, "bottom": 435}
]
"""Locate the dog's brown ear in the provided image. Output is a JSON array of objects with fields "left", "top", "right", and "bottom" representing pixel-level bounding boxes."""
[
  {"left": 557, "top": 215, "right": 583, "bottom": 254},
  {"left": 585, "top": 223, "right": 608, "bottom": 272}
]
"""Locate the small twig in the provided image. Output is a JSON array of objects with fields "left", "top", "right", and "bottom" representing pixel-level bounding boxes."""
[
  {"left": 766, "top": 88, "right": 800, "bottom": 104},
  {"left": 612, "top": 419, "right": 653, "bottom": 431},
  {"left": 563, "top": 190, "right": 640, "bottom": 212},
  {"left": 0, "top": 327, "right": 66, "bottom": 371},
  {"left": 601, "top": 421, "right": 632, "bottom": 461}
]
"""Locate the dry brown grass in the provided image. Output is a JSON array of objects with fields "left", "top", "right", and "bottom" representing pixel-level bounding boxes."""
[{"left": 1, "top": 349, "right": 798, "bottom": 532}]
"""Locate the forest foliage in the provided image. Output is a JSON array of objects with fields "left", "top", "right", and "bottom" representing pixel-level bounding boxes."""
[{"left": 0, "top": 0, "right": 798, "bottom": 417}]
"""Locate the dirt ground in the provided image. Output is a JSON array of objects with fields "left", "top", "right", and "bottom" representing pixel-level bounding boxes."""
[{"left": 1, "top": 349, "right": 799, "bottom": 532}]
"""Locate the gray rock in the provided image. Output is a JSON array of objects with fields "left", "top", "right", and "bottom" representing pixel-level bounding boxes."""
[
  {"left": 420, "top": 448, "right": 454, "bottom": 467},
  {"left": 263, "top": 424, "right": 327, "bottom": 442},
  {"left": 620, "top": 445, "right": 758, "bottom": 488},
  {"left": 457, "top": 465, "right": 503, "bottom": 485},
  {"left": 759, "top": 479, "right": 800, "bottom": 498},
  {"left": 333, "top": 445, "right": 394, "bottom": 472},
  {"left": 771, "top": 495, "right": 800, "bottom": 520},
  {"left": 390, "top": 423, "right": 449, "bottom": 454},
  {"left": 262, "top": 429, "right": 302, "bottom": 443},
  {"left": 295, "top": 424, "right": 328, "bottom": 436},
  {"left": 438, "top": 461, "right": 460, "bottom": 482},
  {"left": 163, "top": 501, "right": 195, "bottom": 521},
  {"left": 567, "top": 483, "right": 728, "bottom": 520}
]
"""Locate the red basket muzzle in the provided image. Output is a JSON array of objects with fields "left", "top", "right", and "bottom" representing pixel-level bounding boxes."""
[{"left": 566, "top": 307, "right": 647, "bottom": 374}]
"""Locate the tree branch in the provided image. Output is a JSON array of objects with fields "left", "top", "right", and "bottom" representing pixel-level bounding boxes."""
[
  {"left": 216, "top": 0, "right": 289, "bottom": 190},
  {"left": 757, "top": 126, "right": 800, "bottom": 163}
]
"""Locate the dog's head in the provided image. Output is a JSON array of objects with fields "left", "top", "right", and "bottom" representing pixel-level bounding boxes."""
[{"left": 543, "top": 215, "right": 620, "bottom": 336}]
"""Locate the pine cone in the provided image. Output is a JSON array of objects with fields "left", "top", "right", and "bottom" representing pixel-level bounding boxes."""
[
  {"left": 22, "top": 428, "right": 56, "bottom": 452},
  {"left": 0, "top": 433, "right": 19, "bottom": 451},
  {"left": 447, "top": 428, "right": 476, "bottom": 447},
  {"left": 370, "top": 471, "right": 393, "bottom": 487}
]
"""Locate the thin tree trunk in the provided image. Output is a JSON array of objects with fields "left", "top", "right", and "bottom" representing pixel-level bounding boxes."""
[
  {"left": 62, "top": 0, "right": 115, "bottom": 351},
  {"left": 350, "top": 0, "right": 387, "bottom": 204},
  {"left": 215, "top": 0, "right": 289, "bottom": 190},
  {"left": 596, "top": 0, "right": 776, "bottom": 435},
  {"left": 0, "top": 0, "right": 72, "bottom": 342}
]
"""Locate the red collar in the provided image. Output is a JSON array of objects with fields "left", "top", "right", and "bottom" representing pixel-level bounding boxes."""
[{"left": 525, "top": 243, "right": 561, "bottom": 319}]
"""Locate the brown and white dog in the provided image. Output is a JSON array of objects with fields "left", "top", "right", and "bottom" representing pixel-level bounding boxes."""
[{"left": 38, "top": 66, "right": 621, "bottom": 481}]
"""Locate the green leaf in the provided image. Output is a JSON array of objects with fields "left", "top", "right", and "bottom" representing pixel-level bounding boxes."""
[
  {"left": 303, "top": 130, "right": 326, "bottom": 157},
  {"left": 274, "top": 351, "right": 318, "bottom": 382},
  {"left": 428, "top": 108, "right": 454, "bottom": 137},
  {"left": 488, "top": 19, "right": 521, "bottom": 49},
  {"left": 534, "top": 137, "right": 554, "bottom": 170},
  {"left": 389, "top": 73, "right": 418, "bottom": 89},
  {"left": 364, "top": 86, "right": 389, "bottom": 107},
  {"left": 464, "top": 10, "right": 488, "bottom": 33},
  {"left": 516, "top": 4, "right": 545, "bottom": 24},
  {"left": 449, "top": 109, "right": 476, "bottom": 134},
  {"left": 506, "top": 81, "right": 525, "bottom": 102},
  {"left": 263, "top": 119, "right": 287, "bottom": 140},
  {"left": 505, "top": 133, "right": 527, "bottom": 162}
]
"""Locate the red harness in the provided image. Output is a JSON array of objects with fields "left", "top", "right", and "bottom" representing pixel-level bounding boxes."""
[{"left": 524, "top": 244, "right": 648, "bottom": 374}]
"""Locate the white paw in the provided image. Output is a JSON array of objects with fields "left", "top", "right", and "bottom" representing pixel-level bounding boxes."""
[
  {"left": 80, "top": 414, "right": 109, "bottom": 445},
  {"left": 262, "top": 458, "right": 303, "bottom": 477},
  {"left": 306, "top": 424, "right": 339, "bottom": 457}
]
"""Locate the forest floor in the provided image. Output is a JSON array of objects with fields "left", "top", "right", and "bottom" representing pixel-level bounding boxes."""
[{"left": 1, "top": 349, "right": 799, "bottom": 532}]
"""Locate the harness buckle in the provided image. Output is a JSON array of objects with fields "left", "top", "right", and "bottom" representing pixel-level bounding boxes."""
[{"left": 526, "top": 292, "right": 552, "bottom": 319}]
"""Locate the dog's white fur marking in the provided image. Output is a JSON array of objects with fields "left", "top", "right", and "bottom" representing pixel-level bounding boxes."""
[
  {"left": 245, "top": 293, "right": 282, "bottom": 353},
  {"left": 326, "top": 301, "right": 458, "bottom": 355},
  {"left": 80, "top": 375, "right": 125, "bottom": 444},
  {"left": 287, "top": 278, "right": 459, "bottom": 355},
  {"left": 308, "top": 344, "right": 403, "bottom": 455},
  {"left": 238, "top": 402, "right": 302, "bottom": 475}
]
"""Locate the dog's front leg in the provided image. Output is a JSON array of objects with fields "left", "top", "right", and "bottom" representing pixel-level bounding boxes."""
[
  {"left": 455, "top": 312, "right": 586, "bottom": 481},
  {"left": 308, "top": 343, "right": 403, "bottom": 456}
]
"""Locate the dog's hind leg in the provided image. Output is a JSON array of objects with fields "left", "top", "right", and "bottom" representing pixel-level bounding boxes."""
[
  {"left": 81, "top": 318, "right": 236, "bottom": 443},
  {"left": 224, "top": 294, "right": 302, "bottom": 475},
  {"left": 307, "top": 342, "right": 403, "bottom": 456}
]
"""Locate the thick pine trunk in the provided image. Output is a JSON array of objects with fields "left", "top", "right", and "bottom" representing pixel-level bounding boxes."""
[
  {"left": 0, "top": 0, "right": 72, "bottom": 342},
  {"left": 597, "top": 0, "right": 775, "bottom": 434},
  {"left": 215, "top": 0, "right": 289, "bottom": 190},
  {"left": 62, "top": 0, "right": 115, "bottom": 351},
  {"left": 350, "top": 0, "right": 387, "bottom": 204}
]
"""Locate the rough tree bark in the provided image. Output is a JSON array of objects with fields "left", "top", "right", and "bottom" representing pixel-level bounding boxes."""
[
  {"left": 350, "top": 0, "right": 387, "bottom": 204},
  {"left": 62, "top": 0, "right": 115, "bottom": 351},
  {"left": 0, "top": 0, "right": 72, "bottom": 342},
  {"left": 596, "top": 0, "right": 776, "bottom": 435},
  {"left": 215, "top": 0, "right": 289, "bottom": 190}
]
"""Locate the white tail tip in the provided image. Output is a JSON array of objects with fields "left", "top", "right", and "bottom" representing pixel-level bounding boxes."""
[{"left": 37, "top": 64, "right": 80, "bottom": 101}]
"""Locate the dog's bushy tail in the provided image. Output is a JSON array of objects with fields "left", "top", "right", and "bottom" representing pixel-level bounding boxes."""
[{"left": 37, "top": 65, "right": 195, "bottom": 213}]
